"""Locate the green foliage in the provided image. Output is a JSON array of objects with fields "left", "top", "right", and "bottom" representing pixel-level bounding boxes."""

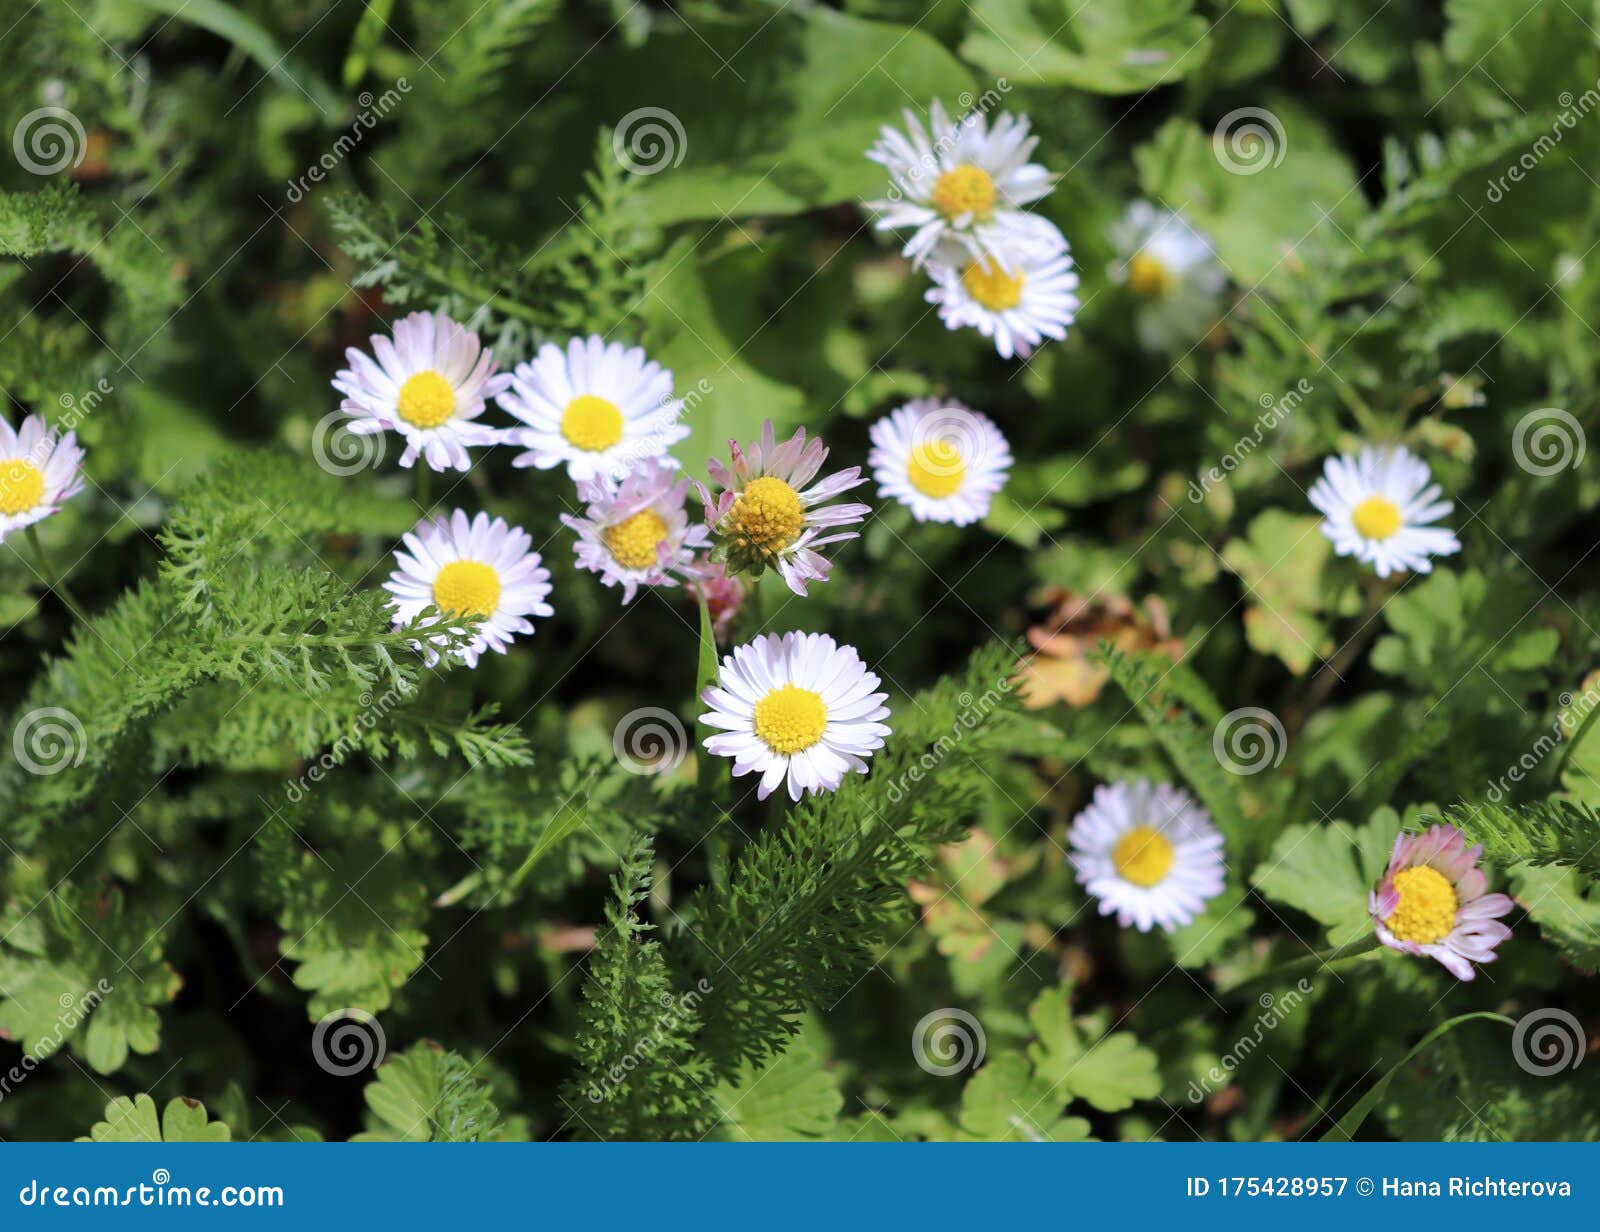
[
  {"left": 79, "top": 1094, "right": 231, "bottom": 1143},
  {"left": 353, "top": 1042, "right": 514, "bottom": 1142}
]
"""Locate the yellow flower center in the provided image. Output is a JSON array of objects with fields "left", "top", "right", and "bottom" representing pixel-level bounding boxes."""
[
  {"left": 1127, "top": 251, "right": 1176, "bottom": 299},
  {"left": 396, "top": 370, "right": 456, "bottom": 429},
  {"left": 726, "top": 476, "right": 805, "bottom": 556},
  {"left": 930, "top": 164, "right": 998, "bottom": 221},
  {"left": 753, "top": 684, "right": 828, "bottom": 755},
  {"left": 961, "top": 261, "right": 1025, "bottom": 311},
  {"left": 0, "top": 459, "right": 45, "bottom": 515},
  {"left": 560, "top": 395, "right": 625, "bottom": 453},
  {"left": 1112, "top": 825, "right": 1174, "bottom": 888},
  {"left": 432, "top": 560, "right": 501, "bottom": 618},
  {"left": 907, "top": 441, "right": 966, "bottom": 499},
  {"left": 603, "top": 510, "right": 669, "bottom": 570},
  {"left": 1351, "top": 495, "right": 1403, "bottom": 541},
  {"left": 1384, "top": 865, "right": 1459, "bottom": 945}
]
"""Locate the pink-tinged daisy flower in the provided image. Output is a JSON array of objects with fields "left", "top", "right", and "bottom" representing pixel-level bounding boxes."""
[
  {"left": 1370, "top": 824, "right": 1514, "bottom": 981},
  {"left": 924, "top": 237, "right": 1080, "bottom": 360},
  {"left": 333, "top": 310, "right": 511, "bottom": 472},
  {"left": 697, "top": 421, "right": 871, "bottom": 596},
  {"left": 688, "top": 560, "right": 747, "bottom": 644},
  {"left": 1068, "top": 780, "right": 1225, "bottom": 933},
  {"left": 700, "top": 631, "right": 891, "bottom": 802},
  {"left": 560, "top": 458, "right": 709, "bottom": 604},
  {"left": 1308, "top": 446, "right": 1461, "bottom": 579},
  {"left": 497, "top": 335, "right": 689, "bottom": 482},
  {"left": 0, "top": 413, "right": 85, "bottom": 544},
  {"left": 865, "top": 100, "right": 1061, "bottom": 267},
  {"left": 868, "top": 398, "right": 1011, "bottom": 526},
  {"left": 383, "top": 510, "right": 553, "bottom": 668}
]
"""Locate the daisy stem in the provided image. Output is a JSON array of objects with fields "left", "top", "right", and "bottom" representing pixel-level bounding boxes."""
[
  {"left": 1222, "top": 932, "right": 1384, "bottom": 1003},
  {"left": 1553, "top": 690, "right": 1600, "bottom": 785},
  {"left": 24, "top": 525, "right": 90, "bottom": 628},
  {"left": 416, "top": 466, "right": 432, "bottom": 511}
]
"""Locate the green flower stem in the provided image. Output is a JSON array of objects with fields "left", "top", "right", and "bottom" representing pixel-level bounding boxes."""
[
  {"left": 416, "top": 465, "right": 432, "bottom": 512},
  {"left": 24, "top": 525, "right": 90, "bottom": 628},
  {"left": 1223, "top": 932, "right": 1384, "bottom": 1003}
]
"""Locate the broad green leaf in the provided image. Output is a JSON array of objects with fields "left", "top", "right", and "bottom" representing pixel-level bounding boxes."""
[
  {"left": 958, "top": 1054, "right": 1094, "bottom": 1141},
  {"left": 1026, "top": 986, "right": 1161, "bottom": 1112},
  {"left": 1220, "top": 510, "right": 1332, "bottom": 675},
  {"left": 354, "top": 1042, "right": 509, "bottom": 1142},
  {"left": 712, "top": 1039, "right": 844, "bottom": 1141},
  {"left": 962, "top": 0, "right": 1211, "bottom": 93},
  {"left": 1252, "top": 808, "right": 1402, "bottom": 944},
  {"left": 79, "top": 1094, "right": 230, "bottom": 1143},
  {"left": 1511, "top": 863, "right": 1600, "bottom": 972}
]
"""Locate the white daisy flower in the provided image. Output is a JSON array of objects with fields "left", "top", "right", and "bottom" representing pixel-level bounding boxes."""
[
  {"left": 0, "top": 413, "right": 85, "bottom": 544},
  {"left": 332, "top": 310, "right": 511, "bottom": 472},
  {"left": 925, "top": 238, "right": 1080, "bottom": 360},
  {"left": 1068, "top": 780, "right": 1225, "bottom": 934},
  {"left": 1107, "top": 201, "right": 1227, "bottom": 352},
  {"left": 383, "top": 510, "right": 554, "bottom": 668},
  {"left": 866, "top": 100, "right": 1061, "bottom": 266},
  {"left": 868, "top": 398, "right": 1011, "bottom": 526},
  {"left": 698, "top": 421, "right": 872, "bottom": 597},
  {"left": 700, "top": 631, "right": 891, "bottom": 802},
  {"left": 560, "top": 458, "right": 710, "bottom": 604},
  {"left": 498, "top": 335, "right": 690, "bottom": 482},
  {"left": 1308, "top": 446, "right": 1461, "bottom": 579}
]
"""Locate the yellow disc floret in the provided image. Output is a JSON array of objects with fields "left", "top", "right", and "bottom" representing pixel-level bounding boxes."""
[
  {"left": 753, "top": 684, "right": 828, "bottom": 755},
  {"left": 1127, "top": 251, "right": 1177, "bottom": 299},
  {"left": 961, "top": 261, "right": 1025, "bottom": 312},
  {"left": 907, "top": 441, "right": 966, "bottom": 499},
  {"left": 0, "top": 459, "right": 45, "bottom": 515},
  {"left": 1384, "top": 865, "right": 1459, "bottom": 944},
  {"left": 725, "top": 476, "right": 806, "bottom": 557},
  {"left": 930, "top": 164, "right": 998, "bottom": 221},
  {"left": 1351, "top": 495, "right": 1403, "bottom": 541},
  {"left": 1112, "top": 825, "right": 1174, "bottom": 888},
  {"left": 560, "top": 395, "right": 625, "bottom": 452},
  {"left": 432, "top": 560, "right": 501, "bottom": 618},
  {"left": 604, "top": 510, "right": 669, "bottom": 570},
  {"left": 396, "top": 370, "right": 457, "bottom": 429}
]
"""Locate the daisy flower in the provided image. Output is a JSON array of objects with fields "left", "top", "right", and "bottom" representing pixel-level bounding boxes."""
[
  {"left": 698, "top": 421, "right": 871, "bottom": 596},
  {"left": 699, "top": 631, "right": 891, "bottom": 802},
  {"left": 865, "top": 100, "right": 1061, "bottom": 266},
  {"left": 1068, "top": 780, "right": 1226, "bottom": 933},
  {"left": 1370, "top": 824, "right": 1514, "bottom": 981},
  {"left": 688, "top": 560, "right": 747, "bottom": 644},
  {"left": 0, "top": 413, "right": 84, "bottom": 544},
  {"left": 332, "top": 310, "right": 510, "bottom": 472},
  {"left": 498, "top": 336, "right": 690, "bottom": 482},
  {"left": 1107, "top": 201, "right": 1227, "bottom": 351},
  {"left": 1308, "top": 446, "right": 1461, "bottom": 579},
  {"left": 868, "top": 398, "right": 1011, "bottom": 526},
  {"left": 925, "top": 239, "right": 1080, "bottom": 360},
  {"left": 560, "top": 458, "right": 710, "bottom": 603},
  {"left": 383, "top": 510, "right": 553, "bottom": 668}
]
